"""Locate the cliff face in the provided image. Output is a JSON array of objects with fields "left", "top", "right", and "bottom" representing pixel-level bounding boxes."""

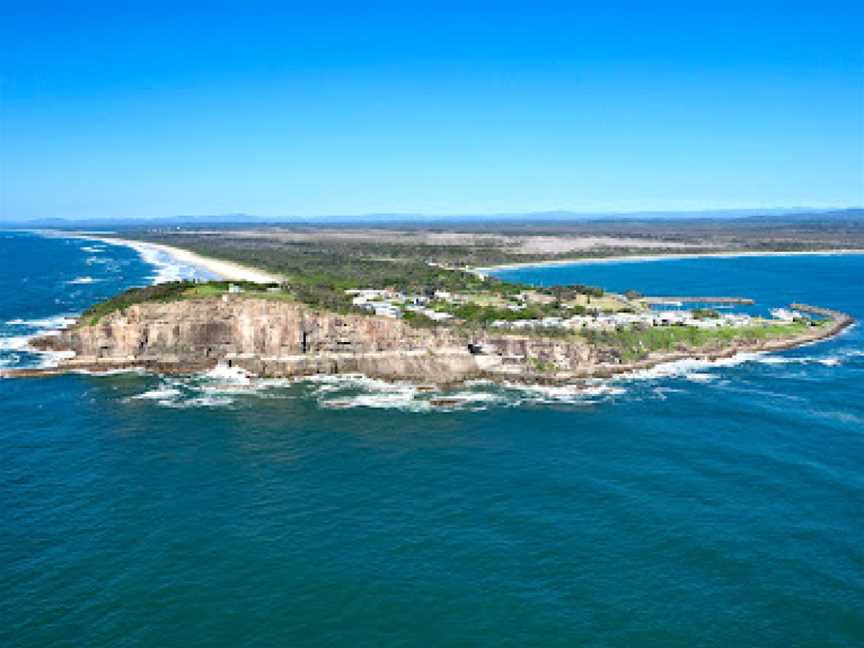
[
  {"left": 45, "top": 297, "right": 598, "bottom": 383},
  {"left": 26, "top": 297, "right": 851, "bottom": 384},
  {"left": 67, "top": 297, "right": 463, "bottom": 360}
]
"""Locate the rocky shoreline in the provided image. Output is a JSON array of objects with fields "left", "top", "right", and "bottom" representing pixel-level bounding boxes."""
[{"left": 2, "top": 298, "right": 853, "bottom": 388}]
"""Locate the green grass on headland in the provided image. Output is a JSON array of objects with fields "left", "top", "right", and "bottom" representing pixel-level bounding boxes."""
[
  {"left": 80, "top": 281, "right": 285, "bottom": 325},
  {"left": 583, "top": 321, "right": 814, "bottom": 363}
]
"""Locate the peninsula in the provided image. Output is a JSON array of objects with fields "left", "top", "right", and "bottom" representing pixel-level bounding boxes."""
[
  {"left": 10, "top": 274, "right": 853, "bottom": 386},
  {"left": 5, "top": 219, "right": 858, "bottom": 386}
]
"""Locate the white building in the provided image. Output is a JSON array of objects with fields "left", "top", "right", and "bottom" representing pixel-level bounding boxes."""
[
  {"left": 373, "top": 304, "right": 401, "bottom": 319},
  {"left": 771, "top": 308, "right": 800, "bottom": 322}
]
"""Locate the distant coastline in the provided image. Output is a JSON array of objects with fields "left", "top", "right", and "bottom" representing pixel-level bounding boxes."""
[
  {"left": 473, "top": 249, "right": 864, "bottom": 274},
  {"left": 38, "top": 229, "right": 864, "bottom": 286}
]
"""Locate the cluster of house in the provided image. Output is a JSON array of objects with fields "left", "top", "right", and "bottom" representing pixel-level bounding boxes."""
[
  {"left": 346, "top": 288, "right": 455, "bottom": 321},
  {"left": 490, "top": 309, "right": 775, "bottom": 332},
  {"left": 345, "top": 286, "right": 803, "bottom": 333}
]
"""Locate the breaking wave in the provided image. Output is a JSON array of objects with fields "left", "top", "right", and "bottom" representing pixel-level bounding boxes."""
[
  {"left": 123, "top": 241, "right": 214, "bottom": 284},
  {"left": 115, "top": 338, "right": 863, "bottom": 412},
  {"left": 1, "top": 313, "right": 79, "bottom": 369}
]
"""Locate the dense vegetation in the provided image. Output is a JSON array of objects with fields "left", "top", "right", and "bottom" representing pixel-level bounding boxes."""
[
  {"left": 117, "top": 231, "right": 620, "bottom": 317},
  {"left": 130, "top": 232, "right": 514, "bottom": 294}
]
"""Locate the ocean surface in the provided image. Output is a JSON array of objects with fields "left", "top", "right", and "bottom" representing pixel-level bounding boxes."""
[{"left": 2, "top": 231, "right": 863, "bottom": 647}]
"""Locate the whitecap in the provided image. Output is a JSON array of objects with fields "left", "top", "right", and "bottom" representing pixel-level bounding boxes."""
[
  {"left": 753, "top": 355, "right": 796, "bottom": 365},
  {"left": 321, "top": 391, "right": 429, "bottom": 412},
  {"left": 5, "top": 314, "right": 77, "bottom": 330},
  {"left": 67, "top": 235, "right": 212, "bottom": 285},
  {"left": 499, "top": 381, "right": 620, "bottom": 405},
  {"left": 201, "top": 362, "right": 253, "bottom": 384},
  {"left": 130, "top": 387, "right": 182, "bottom": 401},
  {"left": 617, "top": 353, "right": 762, "bottom": 384},
  {"left": 160, "top": 395, "right": 234, "bottom": 409},
  {"left": 0, "top": 335, "right": 35, "bottom": 352},
  {"left": 123, "top": 242, "right": 213, "bottom": 284},
  {"left": 73, "top": 367, "right": 146, "bottom": 377},
  {"left": 0, "top": 354, "right": 21, "bottom": 368},
  {"left": 685, "top": 373, "right": 716, "bottom": 383},
  {"left": 0, "top": 313, "right": 79, "bottom": 369},
  {"left": 752, "top": 349, "right": 860, "bottom": 368},
  {"left": 84, "top": 256, "right": 112, "bottom": 266},
  {"left": 307, "top": 374, "right": 423, "bottom": 411}
]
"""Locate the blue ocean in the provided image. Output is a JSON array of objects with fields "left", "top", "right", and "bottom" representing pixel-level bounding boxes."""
[{"left": 2, "top": 231, "right": 863, "bottom": 647}]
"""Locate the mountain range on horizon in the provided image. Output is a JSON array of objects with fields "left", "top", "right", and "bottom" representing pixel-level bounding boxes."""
[{"left": 5, "top": 207, "right": 864, "bottom": 229}]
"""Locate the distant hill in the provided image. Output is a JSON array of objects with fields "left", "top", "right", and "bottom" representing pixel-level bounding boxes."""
[
  {"left": 738, "top": 208, "right": 864, "bottom": 223},
  {"left": 3, "top": 207, "right": 862, "bottom": 230}
]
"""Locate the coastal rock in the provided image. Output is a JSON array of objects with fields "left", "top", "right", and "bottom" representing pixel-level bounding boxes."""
[
  {"left": 18, "top": 297, "right": 853, "bottom": 385},
  {"left": 40, "top": 297, "right": 590, "bottom": 383}
]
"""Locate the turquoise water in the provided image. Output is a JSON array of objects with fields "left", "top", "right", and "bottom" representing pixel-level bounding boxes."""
[{"left": 2, "top": 232, "right": 863, "bottom": 647}]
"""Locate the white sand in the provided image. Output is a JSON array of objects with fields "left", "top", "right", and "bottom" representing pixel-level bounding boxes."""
[
  {"left": 65, "top": 233, "right": 283, "bottom": 283},
  {"left": 473, "top": 249, "right": 864, "bottom": 273}
]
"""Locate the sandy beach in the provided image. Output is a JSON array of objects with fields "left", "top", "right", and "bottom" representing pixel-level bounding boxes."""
[
  {"left": 62, "top": 233, "right": 283, "bottom": 284},
  {"left": 473, "top": 248, "right": 864, "bottom": 274}
]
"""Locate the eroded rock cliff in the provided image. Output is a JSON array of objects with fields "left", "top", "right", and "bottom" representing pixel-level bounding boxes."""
[
  {"left": 21, "top": 297, "right": 852, "bottom": 385},
  {"left": 34, "top": 296, "right": 597, "bottom": 383}
]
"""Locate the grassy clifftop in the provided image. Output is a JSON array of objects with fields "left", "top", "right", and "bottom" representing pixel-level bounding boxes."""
[
  {"left": 583, "top": 319, "right": 824, "bottom": 363},
  {"left": 80, "top": 281, "right": 286, "bottom": 325}
]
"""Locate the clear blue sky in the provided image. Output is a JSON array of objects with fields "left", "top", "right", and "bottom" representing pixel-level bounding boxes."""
[{"left": 1, "top": 1, "right": 862, "bottom": 220}]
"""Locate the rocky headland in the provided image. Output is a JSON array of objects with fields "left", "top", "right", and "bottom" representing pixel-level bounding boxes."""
[{"left": 8, "top": 296, "right": 853, "bottom": 386}]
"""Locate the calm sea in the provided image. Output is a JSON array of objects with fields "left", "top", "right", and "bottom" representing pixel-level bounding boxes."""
[{"left": 2, "top": 231, "right": 863, "bottom": 647}]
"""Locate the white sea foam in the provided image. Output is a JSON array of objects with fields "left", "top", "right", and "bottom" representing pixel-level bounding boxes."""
[
  {"left": 0, "top": 354, "right": 21, "bottom": 368},
  {"left": 651, "top": 386, "right": 686, "bottom": 400},
  {"left": 1, "top": 233, "right": 210, "bottom": 371},
  {"left": 71, "top": 235, "right": 211, "bottom": 285},
  {"left": 114, "top": 341, "right": 858, "bottom": 411},
  {"left": 498, "top": 380, "right": 624, "bottom": 406},
  {"left": 303, "top": 372, "right": 634, "bottom": 411},
  {"left": 0, "top": 341, "right": 75, "bottom": 369},
  {"left": 685, "top": 373, "right": 716, "bottom": 383},
  {"left": 306, "top": 374, "right": 423, "bottom": 411},
  {"left": 438, "top": 391, "right": 509, "bottom": 411},
  {"left": 130, "top": 387, "right": 182, "bottom": 401},
  {"left": 321, "top": 390, "right": 429, "bottom": 412},
  {"left": 84, "top": 256, "right": 112, "bottom": 266},
  {"left": 750, "top": 348, "right": 862, "bottom": 368},
  {"left": 303, "top": 374, "right": 509, "bottom": 411},
  {"left": 321, "top": 386, "right": 513, "bottom": 412},
  {"left": 121, "top": 368, "right": 297, "bottom": 408},
  {"left": 616, "top": 353, "right": 762, "bottom": 384},
  {"left": 0, "top": 313, "right": 79, "bottom": 368},
  {"left": 202, "top": 362, "right": 253, "bottom": 384},
  {"left": 123, "top": 241, "right": 211, "bottom": 284},
  {"left": 0, "top": 335, "right": 35, "bottom": 352},
  {"left": 160, "top": 395, "right": 235, "bottom": 409},
  {"left": 6, "top": 314, "right": 77, "bottom": 330},
  {"left": 72, "top": 367, "right": 146, "bottom": 377}
]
